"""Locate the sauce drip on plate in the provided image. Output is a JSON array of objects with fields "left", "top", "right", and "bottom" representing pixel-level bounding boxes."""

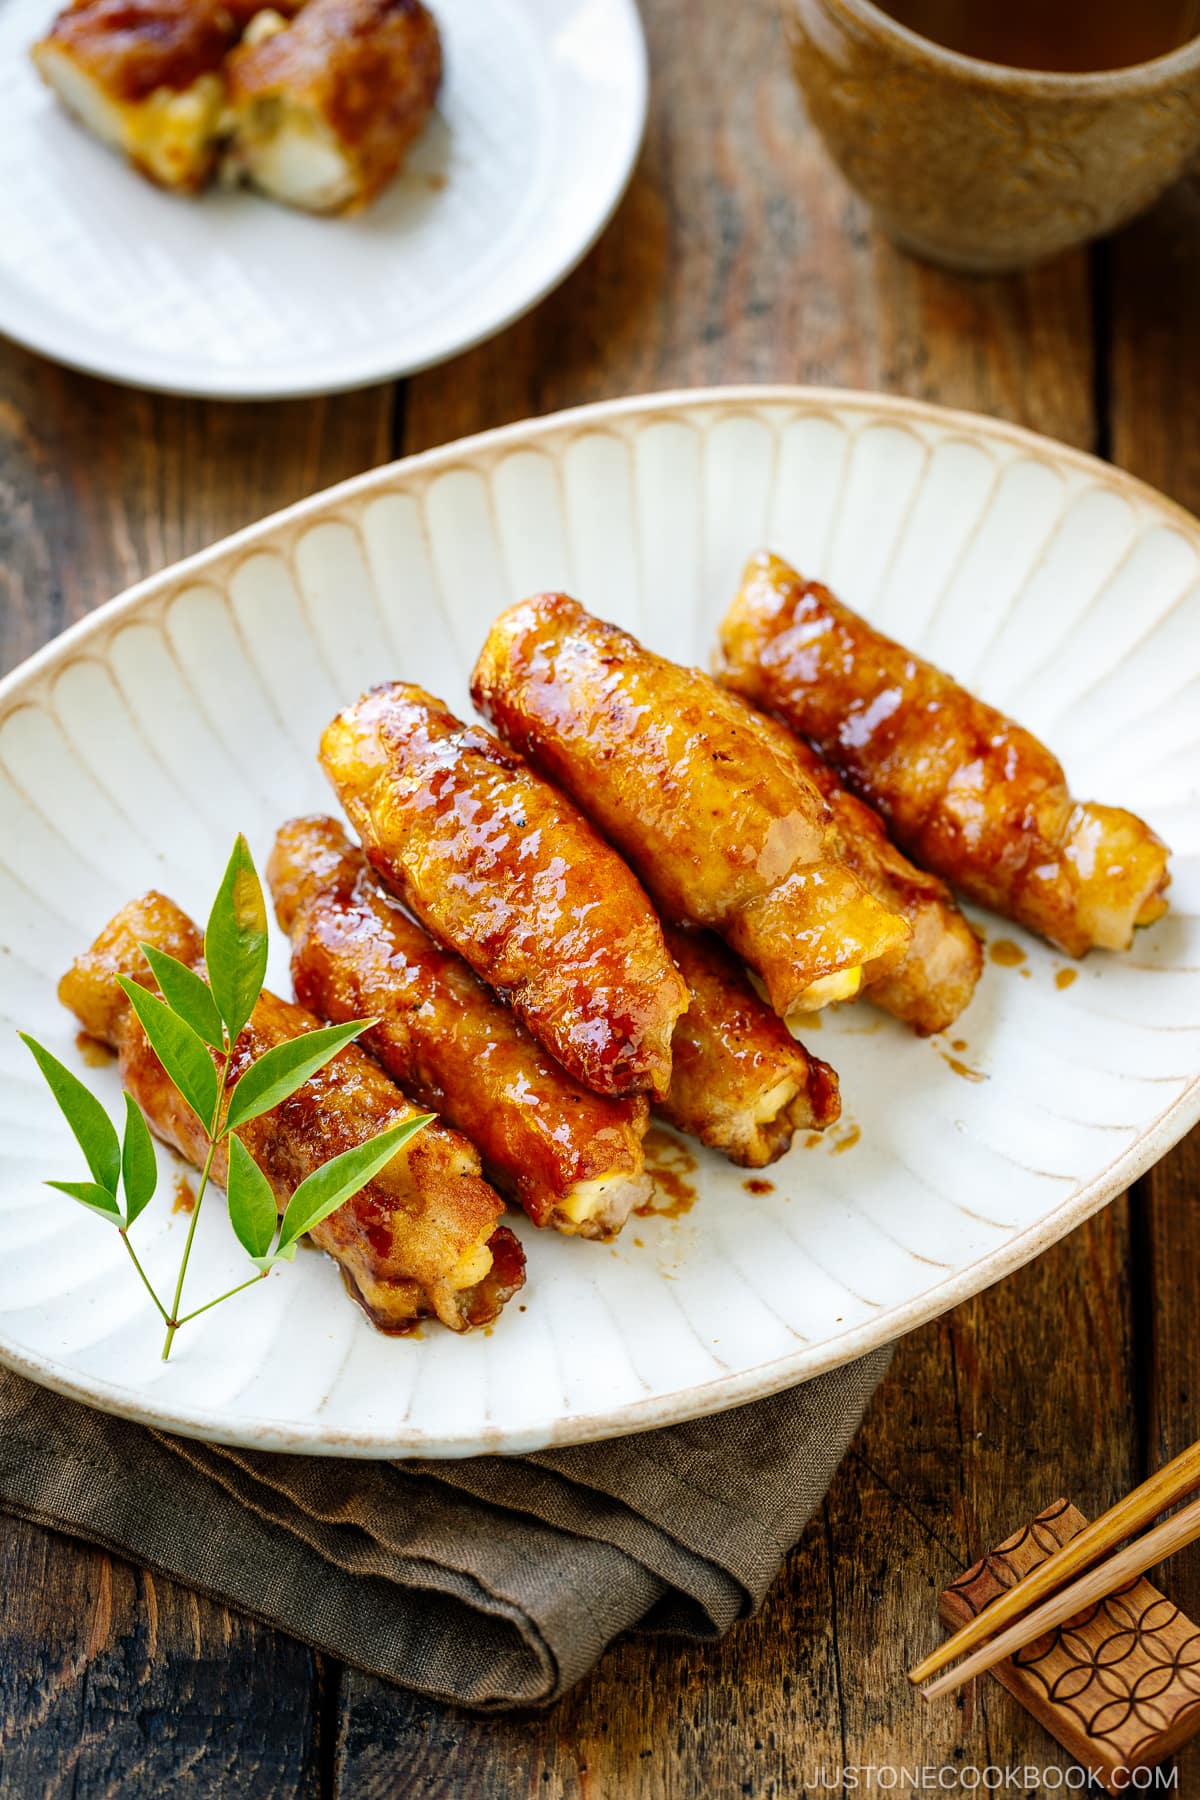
[{"left": 637, "top": 1126, "right": 698, "bottom": 1218}]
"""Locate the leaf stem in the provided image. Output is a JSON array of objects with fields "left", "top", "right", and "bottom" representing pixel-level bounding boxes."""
[
  {"left": 161, "top": 1044, "right": 230, "bottom": 1362},
  {"left": 119, "top": 1230, "right": 170, "bottom": 1325},
  {"left": 175, "top": 1271, "right": 268, "bottom": 1327}
]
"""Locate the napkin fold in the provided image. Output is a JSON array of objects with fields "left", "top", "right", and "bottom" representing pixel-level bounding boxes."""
[{"left": 0, "top": 1347, "right": 890, "bottom": 1710}]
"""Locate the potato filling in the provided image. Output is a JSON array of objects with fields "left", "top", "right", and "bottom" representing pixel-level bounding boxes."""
[{"left": 791, "top": 966, "right": 863, "bottom": 1013}]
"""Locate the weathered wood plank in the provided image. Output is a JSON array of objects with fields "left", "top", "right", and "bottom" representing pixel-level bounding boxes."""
[
  {"left": 0, "top": 341, "right": 393, "bottom": 1797},
  {"left": 1132, "top": 1134, "right": 1200, "bottom": 1800},
  {"left": 0, "top": 343, "right": 393, "bottom": 670},
  {"left": 1108, "top": 172, "right": 1200, "bottom": 509},
  {"left": 829, "top": 1210, "right": 1136, "bottom": 1788},
  {"left": 1108, "top": 169, "right": 1200, "bottom": 1796},
  {"left": 0, "top": 1517, "right": 326, "bottom": 1800}
]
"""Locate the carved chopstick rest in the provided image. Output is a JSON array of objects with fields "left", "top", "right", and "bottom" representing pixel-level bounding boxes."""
[{"left": 940, "top": 1499, "right": 1200, "bottom": 1794}]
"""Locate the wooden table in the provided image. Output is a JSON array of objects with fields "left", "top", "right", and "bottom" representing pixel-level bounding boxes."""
[{"left": 2, "top": 2, "right": 1198, "bottom": 1791}]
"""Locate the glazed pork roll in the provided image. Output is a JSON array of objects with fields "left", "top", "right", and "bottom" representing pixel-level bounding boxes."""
[
  {"left": 658, "top": 925, "right": 841, "bottom": 1167},
  {"left": 320, "top": 684, "right": 689, "bottom": 1099},
  {"left": 225, "top": 0, "right": 442, "bottom": 213},
  {"left": 59, "top": 892, "right": 524, "bottom": 1334},
  {"left": 31, "top": 0, "right": 256, "bottom": 192},
  {"left": 718, "top": 552, "right": 1171, "bottom": 959},
  {"left": 470, "top": 594, "right": 910, "bottom": 1018},
  {"left": 269, "top": 816, "right": 653, "bottom": 1239},
  {"left": 769, "top": 726, "right": 982, "bottom": 1035}
]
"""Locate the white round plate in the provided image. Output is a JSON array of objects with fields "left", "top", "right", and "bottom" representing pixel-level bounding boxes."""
[
  {"left": 0, "top": 0, "right": 646, "bottom": 398},
  {"left": 2, "top": 388, "right": 1198, "bottom": 1457}
]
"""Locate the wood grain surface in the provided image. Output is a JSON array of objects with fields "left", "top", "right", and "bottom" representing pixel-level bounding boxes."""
[{"left": 1, "top": 2, "right": 1197, "bottom": 1794}]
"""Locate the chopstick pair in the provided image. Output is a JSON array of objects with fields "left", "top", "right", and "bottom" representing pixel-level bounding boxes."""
[{"left": 909, "top": 1439, "right": 1200, "bottom": 1701}]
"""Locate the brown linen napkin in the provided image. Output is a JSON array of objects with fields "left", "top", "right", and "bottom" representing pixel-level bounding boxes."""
[{"left": 0, "top": 1347, "right": 890, "bottom": 1710}]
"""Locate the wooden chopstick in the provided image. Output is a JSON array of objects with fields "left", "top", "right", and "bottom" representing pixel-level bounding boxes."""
[
  {"left": 908, "top": 1437, "right": 1200, "bottom": 1686},
  {"left": 921, "top": 1489, "right": 1200, "bottom": 1702}
]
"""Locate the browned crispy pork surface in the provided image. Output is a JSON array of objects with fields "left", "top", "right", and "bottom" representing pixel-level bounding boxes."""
[
  {"left": 470, "top": 593, "right": 910, "bottom": 1019},
  {"left": 762, "top": 724, "right": 983, "bottom": 1035},
  {"left": 37, "top": 0, "right": 246, "bottom": 103},
  {"left": 320, "top": 684, "right": 689, "bottom": 1100},
  {"left": 33, "top": 0, "right": 437, "bottom": 210},
  {"left": 718, "top": 552, "right": 1170, "bottom": 958},
  {"left": 657, "top": 925, "right": 841, "bottom": 1168},
  {"left": 269, "top": 815, "right": 653, "bottom": 1239},
  {"left": 32, "top": 0, "right": 251, "bottom": 190},
  {"left": 59, "top": 891, "right": 523, "bottom": 1334},
  {"left": 226, "top": 0, "right": 442, "bottom": 212}
]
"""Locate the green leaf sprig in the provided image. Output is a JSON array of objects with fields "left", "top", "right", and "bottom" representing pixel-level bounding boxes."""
[{"left": 21, "top": 835, "right": 432, "bottom": 1361}]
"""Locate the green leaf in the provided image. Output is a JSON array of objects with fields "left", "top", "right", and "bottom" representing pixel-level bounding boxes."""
[
  {"left": 20, "top": 1033, "right": 121, "bottom": 1192},
  {"left": 250, "top": 1241, "right": 298, "bottom": 1274},
  {"left": 139, "top": 943, "right": 225, "bottom": 1048},
  {"left": 222, "top": 1018, "right": 375, "bottom": 1136},
  {"left": 120, "top": 1093, "right": 158, "bottom": 1226},
  {"left": 117, "top": 978, "right": 219, "bottom": 1130},
  {"left": 277, "top": 1116, "right": 433, "bottom": 1252},
  {"left": 205, "top": 835, "right": 268, "bottom": 1044},
  {"left": 46, "top": 1179, "right": 123, "bottom": 1224},
  {"left": 226, "top": 1134, "right": 280, "bottom": 1261}
]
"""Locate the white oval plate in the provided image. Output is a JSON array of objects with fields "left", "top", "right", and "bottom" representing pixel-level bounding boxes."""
[
  {"left": 2, "top": 387, "right": 1198, "bottom": 1457},
  {"left": 0, "top": 0, "right": 646, "bottom": 398}
]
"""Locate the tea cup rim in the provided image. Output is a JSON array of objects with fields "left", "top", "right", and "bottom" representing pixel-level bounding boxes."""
[{"left": 833, "top": 0, "right": 1200, "bottom": 92}]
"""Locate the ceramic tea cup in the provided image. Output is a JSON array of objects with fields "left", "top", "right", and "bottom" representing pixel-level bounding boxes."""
[{"left": 783, "top": 0, "right": 1200, "bottom": 271}]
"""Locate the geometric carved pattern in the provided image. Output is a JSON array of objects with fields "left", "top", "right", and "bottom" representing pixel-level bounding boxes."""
[{"left": 941, "top": 1499, "right": 1200, "bottom": 1794}]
